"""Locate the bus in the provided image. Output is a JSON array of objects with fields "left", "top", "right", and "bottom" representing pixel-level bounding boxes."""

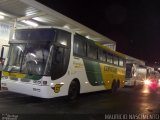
[
  {"left": 1, "top": 27, "right": 126, "bottom": 99},
  {"left": 125, "top": 63, "right": 147, "bottom": 86}
]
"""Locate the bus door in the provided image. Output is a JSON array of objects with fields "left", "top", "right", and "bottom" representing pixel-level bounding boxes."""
[
  {"left": 51, "top": 45, "right": 70, "bottom": 80},
  {"left": 51, "top": 30, "right": 71, "bottom": 80},
  {"left": 0, "top": 45, "right": 9, "bottom": 89},
  {"left": 0, "top": 45, "right": 9, "bottom": 70}
]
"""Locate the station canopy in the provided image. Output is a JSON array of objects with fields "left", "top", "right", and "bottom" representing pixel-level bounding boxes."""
[{"left": 0, "top": 0, "right": 116, "bottom": 50}]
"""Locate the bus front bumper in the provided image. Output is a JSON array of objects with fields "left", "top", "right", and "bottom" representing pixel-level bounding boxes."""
[{"left": 1, "top": 79, "right": 54, "bottom": 98}]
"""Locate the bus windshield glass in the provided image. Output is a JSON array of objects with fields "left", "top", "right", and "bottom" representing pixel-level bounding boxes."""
[
  {"left": 125, "top": 64, "right": 133, "bottom": 78},
  {"left": 14, "top": 28, "right": 55, "bottom": 42},
  {"left": 3, "top": 28, "right": 55, "bottom": 76}
]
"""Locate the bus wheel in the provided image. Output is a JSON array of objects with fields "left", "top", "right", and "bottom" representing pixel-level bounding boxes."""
[
  {"left": 68, "top": 80, "right": 80, "bottom": 100},
  {"left": 117, "top": 80, "right": 120, "bottom": 89},
  {"left": 133, "top": 81, "right": 136, "bottom": 87},
  {"left": 111, "top": 80, "right": 117, "bottom": 93}
]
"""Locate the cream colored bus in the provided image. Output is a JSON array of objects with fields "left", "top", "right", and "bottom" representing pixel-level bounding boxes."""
[{"left": 1, "top": 27, "right": 126, "bottom": 99}]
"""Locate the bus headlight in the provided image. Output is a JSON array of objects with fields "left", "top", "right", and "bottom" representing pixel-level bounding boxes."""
[
  {"left": 50, "top": 83, "right": 54, "bottom": 86},
  {"left": 144, "top": 79, "right": 151, "bottom": 85}
]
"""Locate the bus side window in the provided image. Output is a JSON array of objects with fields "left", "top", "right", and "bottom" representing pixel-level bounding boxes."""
[
  {"left": 73, "top": 34, "right": 86, "bottom": 57},
  {"left": 55, "top": 30, "right": 71, "bottom": 47},
  {"left": 107, "top": 53, "right": 113, "bottom": 63},
  {"left": 87, "top": 42, "right": 97, "bottom": 60},
  {"left": 113, "top": 55, "right": 118, "bottom": 65},
  {"left": 51, "top": 30, "right": 71, "bottom": 80},
  {"left": 54, "top": 47, "right": 63, "bottom": 63},
  {"left": 119, "top": 58, "right": 124, "bottom": 67},
  {"left": 98, "top": 48, "right": 106, "bottom": 62}
]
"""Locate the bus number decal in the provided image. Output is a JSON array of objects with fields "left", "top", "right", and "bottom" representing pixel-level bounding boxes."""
[{"left": 52, "top": 84, "right": 63, "bottom": 93}]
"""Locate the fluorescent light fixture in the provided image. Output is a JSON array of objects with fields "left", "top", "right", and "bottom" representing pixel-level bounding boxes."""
[
  {"left": 32, "top": 17, "right": 45, "bottom": 22},
  {"left": 0, "top": 15, "right": 4, "bottom": 20},
  {"left": 85, "top": 35, "right": 90, "bottom": 39},
  {"left": 63, "top": 25, "right": 70, "bottom": 29},
  {"left": 0, "top": 11, "right": 7, "bottom": 16},
  {"left": 21, "top": 20, "right": 38, "bottom": 27}
]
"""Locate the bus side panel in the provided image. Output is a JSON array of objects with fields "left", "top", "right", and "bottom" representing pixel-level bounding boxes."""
[
  {"left": 70, "top": 57, "right": 105, "bottom": 94},
  {"left": 83, "top": 59, "right": 104, "bottom": 86},
  {"left": 99, "top": 63, "right": 113, "bottom": 89},
  {"left": 83, "top": 59, "right": 125, "bottom": 90},
  {"left": 99, "top": 63, "right": 125, "bottom": 89},
  {"left": 117, "top": 68, "right": 126, "bottom": 87}
]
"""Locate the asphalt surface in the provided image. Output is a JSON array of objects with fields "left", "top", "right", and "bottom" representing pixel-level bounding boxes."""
[{"left": 0, "top": 85, "right": 160, "bottom": 120}]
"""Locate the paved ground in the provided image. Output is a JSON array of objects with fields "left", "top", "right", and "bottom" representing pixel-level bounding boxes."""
[{"left": 0, "top": 85, "right": 159, "bottom": 120}]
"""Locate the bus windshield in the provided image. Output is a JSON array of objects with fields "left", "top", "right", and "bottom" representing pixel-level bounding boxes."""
[
  {"left": 125, "top": 64, "right": 133, "bottom": 78},
  {"left": 3, "top": 28, "right": 56, "bottom": 76},
  {"left": 3, "top": 43, "right": 52, "bottom": 76}
]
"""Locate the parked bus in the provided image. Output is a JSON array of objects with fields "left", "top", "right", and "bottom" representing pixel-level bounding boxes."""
[
  {"left": 125, "top": 63, "right": 147, "bottom": 86},
  {"left": 1, "top": 27, "right": 126, "bottom": 99}
]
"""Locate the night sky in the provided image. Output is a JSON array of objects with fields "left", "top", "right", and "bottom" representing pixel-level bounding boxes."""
[{"left": 37, "top": 0, "right": 160, "bottom": 66}]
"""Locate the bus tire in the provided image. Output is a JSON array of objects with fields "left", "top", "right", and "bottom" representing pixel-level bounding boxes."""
[
  {"left": 133, "top": 81, "right": 136, "bottom": 87},
  {"left": 68, "top": 80, "right": 80, "bottom": 100},
  {"left": 111, "top": 80, "right": 117, "bottom": 93},
  {"left": 117, "top": 80, "right": 120, "bottom": 89}
]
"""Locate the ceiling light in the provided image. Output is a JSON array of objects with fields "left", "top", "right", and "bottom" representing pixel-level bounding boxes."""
[
  {"left": 0, "top": 11, "right": 7, "bottom": 16},
  {"left": 21, "top": 20, "right": 38, "bottom": 27},
  {"left": 32, "top": 17, "right": 45, "bottom": 22},
  {"left": 63, "top": 25, "right": 70, "bottom": 29},
  {"left": 0, "top": 15, "right": 4, "bottom": 20},
  {"left": 85, "top": 35, "right": 90, "bottom": 39}
]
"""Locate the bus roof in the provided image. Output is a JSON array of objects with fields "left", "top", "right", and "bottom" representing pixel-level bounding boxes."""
[
  {"left": 95, "top": 42, "right": 126, "bottom": 59},
  {"left": 125, "top": 55, "right": 145, "bottom": 65}
]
